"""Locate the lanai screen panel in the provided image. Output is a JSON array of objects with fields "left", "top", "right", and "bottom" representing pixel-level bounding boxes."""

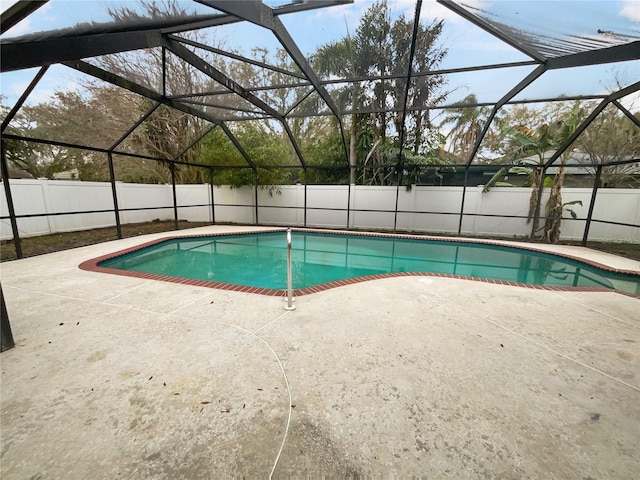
[
  {"left": 1, "top": 0, "right": 639, "bottom": 173},
  {"left": 175, "top": 92, "right": 266, "bottom": 121},
  {"left": 1, "top": 64, "right": 152, "bottom": 150},
  {"left": 549, "top": 103, "right": 640, "bottom": 172},
  {"left": 0, "top": 67, "right": 41, "bottom": 111},
  {"left": 198, "top": 126, "right": 254, "bottom": 168},
  {"left": 449, "top": 0, "right": 639, "bottom": 58},
  {"left": 223, "top": 118, "right": 299, "bottom": 168},
  {"left": 513, "top": 62, "right": 639, "bottom": 103},
  {"left": 469, "top": 99, "right": 589, "bottom": 167},
  {"left": 115, "top": 104, "right": 208, "bottom": 159},
  {"left": 81, "top": 48, "right": 165, "bottom": 95}
]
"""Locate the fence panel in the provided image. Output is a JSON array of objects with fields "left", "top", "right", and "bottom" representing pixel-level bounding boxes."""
[{"left": 1, "top": 180, "right": 638, "bottom": 243}]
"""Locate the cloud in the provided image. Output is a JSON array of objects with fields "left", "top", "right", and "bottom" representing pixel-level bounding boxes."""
[
  {"left": 311, "top": 0, "right": 367, "bottom": 21},
  {"left": 620, "top": 0, "right": 640, "bottom": 22},
  {"left": 0, "top": 0, "right": 31, "bottom": 36},
  {"left": 2, "top": 65, "right": 84, "bottom": 107},
  {"left": 308, "top": 0, "right": 496, "bottom": 31},
  {"left": 1, "top": 0, "right": 52, "bottom": 37},
  {"left": 389, "top": 0, "right": 490, "bottom": 23},
  {"left": 0, "top": 0, "right": 18, "bottom": 13},
  {"left": 618, "top": 90, "right": 640, "bottom": 111},
  {"left": 313, "top": 0, "right": 490, "bottom": 24},
  {"left": 2, "top": 78, "right": 52, "bottom": 107},
  {"left": 22, "top": 87, "right": 57, "bottom": 105},
  {"left": 2, "top": 17, "right": 31, "bottom": 36}
]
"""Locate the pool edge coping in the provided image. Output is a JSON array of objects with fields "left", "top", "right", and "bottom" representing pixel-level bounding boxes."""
[{"left": 78, "top": 227, "right": 640, "bottom": 299}]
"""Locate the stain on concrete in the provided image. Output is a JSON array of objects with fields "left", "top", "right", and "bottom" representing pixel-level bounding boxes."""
[
  {"left": 616, "top": 350, "right": 632, "bottom": 361},
  {"left": 274, "top": 416, "right": 363, "bottom": 477},
  {"left": 86, "top": 350, "right": 108, "bottom": 363}
]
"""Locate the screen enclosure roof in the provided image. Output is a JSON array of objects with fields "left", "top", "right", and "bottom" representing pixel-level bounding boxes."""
[{"left": 1, "top": 0, "right": 638, "bottom": 170}]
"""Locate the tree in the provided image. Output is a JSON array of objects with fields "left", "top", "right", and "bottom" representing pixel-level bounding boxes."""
[
  {"left": 390, "top": 13, "right": 447, "bottom": 157},
  {"left": 483, "top": 101, "right": 586, "bottom": 242},
  {"left": 313, "top": 36, "right": 362, "bottom": 184},
  {"left": 486, "top": 123, "right": 555, "bottom": 233},
  {"left": 303, "top": 121, "right": 351, "bottom": 184},
  {"left": 542, "top": 101, "right": 582, "bottom": 243},
  {"left": 2, "top": 93, "right": 88, "bottom": 179},
  {"left": 1, "top": 1, "right": 219, "bottom": 184},
  {"left": 200, "top": 121, "right": 290, "bottom": 188},
  {"left": 313, "top": 0, "right": 449, "bottom": 185},
  {"left": 577, "top": 104, "right": 640, "bottom": 188},
  {"left": 94, "top": 0, "right": 220, "bottom": 183},
  {"left": 198, "top": 45, "right": 327, "bottom": 187},
  {"left": 439, "top": 94, "right": 490, "bottom": 161}
]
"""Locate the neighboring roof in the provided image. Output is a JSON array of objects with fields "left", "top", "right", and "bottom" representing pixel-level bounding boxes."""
[{"left": 516, "top": 151, "right": 640, "bottom": 174}]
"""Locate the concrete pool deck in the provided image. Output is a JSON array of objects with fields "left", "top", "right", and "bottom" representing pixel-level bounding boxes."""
[{"left": 1, "top": 225, "right": 639, "bottom": 478}]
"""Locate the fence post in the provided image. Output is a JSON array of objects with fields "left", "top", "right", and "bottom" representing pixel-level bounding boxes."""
[
  {"left": 346, "top": 182, "right": 352, "bottom": 230},
  {"left": 296, "top": 182, "right": 304, "bottom": 227},
  {"left": 254, "top": 171, "right": 259, "bottom": 225},
  {"left": 582, "top": 165, "right": 602, "bottom": 246},
  {"left": 38, "top": 178, "right": 56, "bottom": 234},
  {"left": 457, "top": 167, "right": 469, "bottom": 235},
  {"left": 170, "top": 163, "right": 179, "bottom": 230},
  {"left": 209, "top": 169, "right": 215, "bottom": 224},
  {"left": 473, "top": 185, "right": 484, "bottom": 236},
  {"left": 303, "top": 180, "right": 307, "bottom": 227}
]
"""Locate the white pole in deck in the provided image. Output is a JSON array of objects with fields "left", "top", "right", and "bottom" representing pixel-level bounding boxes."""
[{"left": 285, "top": 228, "right": 296, "bottom": 311}]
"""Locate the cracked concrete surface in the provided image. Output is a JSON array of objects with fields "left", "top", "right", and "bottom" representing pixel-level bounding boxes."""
[{"left": 1, "top": 226, "right": 638, "bottom": 478}]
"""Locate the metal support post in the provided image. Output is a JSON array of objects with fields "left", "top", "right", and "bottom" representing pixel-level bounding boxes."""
[
  {"left": 0, "top": 141, "right": 22, "bottom": 258},
  {"left": 170, "top": 163, "right": 179, "bottom": 230},
  {"left": 1, "top": 283, "right": 15, "bottom": 352},
  {"left": 393, "top": 179, "right": 401, "bottom": 232},
  {"left": 107, "top": 152, "right": 122, "bottom": 239}
]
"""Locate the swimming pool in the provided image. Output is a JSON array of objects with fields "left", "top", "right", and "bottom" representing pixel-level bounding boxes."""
[{"left": 81, "top": 229, "right": 640, "bottom": 296}]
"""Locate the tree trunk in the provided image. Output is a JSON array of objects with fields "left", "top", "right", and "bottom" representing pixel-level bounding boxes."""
[
  {"left": 528, "top": 167, "right": 543, "bottom": 225},
  {"left": 413, "top": 113, "right": 422, "bottom": 156},
  {"left": 349, "top": 119, "right": 357, "bottom": 185},
  {"left": 544, "top": 167, "right": 565, "bottom": 243}
]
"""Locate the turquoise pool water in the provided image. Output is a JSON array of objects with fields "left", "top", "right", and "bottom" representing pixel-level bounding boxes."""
[{"left": 99, "top": 231, "right": 640, "bottom": 295}]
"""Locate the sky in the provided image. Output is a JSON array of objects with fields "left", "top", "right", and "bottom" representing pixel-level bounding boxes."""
[{"left": 0, "top": 0, "right": 638, "bottom": 111}]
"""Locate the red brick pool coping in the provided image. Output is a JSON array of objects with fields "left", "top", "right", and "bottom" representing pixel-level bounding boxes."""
[{"left": 79, "top": 228, "right": 640, "bottom": 298}]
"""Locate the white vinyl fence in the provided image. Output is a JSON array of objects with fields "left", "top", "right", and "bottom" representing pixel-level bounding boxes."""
[{"left": 1, "top": 179, "right": 639, "bottom": 243}]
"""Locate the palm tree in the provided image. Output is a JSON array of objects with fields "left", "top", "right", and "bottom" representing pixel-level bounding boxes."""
[
  {"left": 439, "top": 94, "right": 489, "bottom": 161},
  {"left": 502, "top": 123, "right": 555, "bottom": 233},
  {"left": 312, "top": 37, "right": 361, "bottom": 184},
  {"left": 542, "top": 101, "right": 582, "bottom": 242},
  {"left": 313, "top": 1, "right": 449, "bottom": 186},
  {"left": 483, "top": 101, "right": 584, "bottom": 242}
]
